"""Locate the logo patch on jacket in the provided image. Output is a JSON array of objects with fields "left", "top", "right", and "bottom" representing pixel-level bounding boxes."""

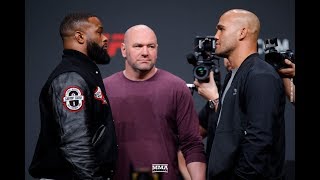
[
  {"left": 233, "top": 88, "right": 237, "bottom": 95},
  {"left": 63, "top": 86, "right": 84, "bottom": 111},
  {"left": 94, "top": 86, "right": 108, "bottom": 105}
]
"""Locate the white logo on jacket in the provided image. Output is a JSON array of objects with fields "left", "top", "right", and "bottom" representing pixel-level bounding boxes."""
[{"left": 63, "top": 86, "right": 84, "bottom": 111}]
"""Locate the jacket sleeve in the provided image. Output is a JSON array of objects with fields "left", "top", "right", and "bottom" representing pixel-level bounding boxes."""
[
  {"left": 234, "top": 72, "right": 285, "bottom": 179},
  {"left": 198, "top": 103, "right": 209, "bottom": 130},
  {"left": 50, "top": 72, "right": 106, "bottom": 180}
]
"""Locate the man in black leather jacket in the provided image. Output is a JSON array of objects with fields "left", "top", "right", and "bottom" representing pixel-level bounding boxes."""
[{"left": 29, "top": 12, "right": 118, "bottom": 180}]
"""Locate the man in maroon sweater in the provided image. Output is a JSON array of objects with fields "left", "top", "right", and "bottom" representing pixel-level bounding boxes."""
[{"left": 103, "top": 24, "right": 206, "bottom": 180}]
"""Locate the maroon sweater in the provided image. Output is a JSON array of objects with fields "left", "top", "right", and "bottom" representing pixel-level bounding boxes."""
[{"left": 103, "top": 69, "right": 205, "bottom": 180}]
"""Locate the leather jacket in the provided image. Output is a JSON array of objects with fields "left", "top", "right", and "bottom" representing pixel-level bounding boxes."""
[{"left": 29, "top": 50, "right": 118, "bottom": 180}]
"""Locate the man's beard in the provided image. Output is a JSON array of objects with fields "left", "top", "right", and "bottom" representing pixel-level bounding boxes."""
[{"left": 87, "top": 41, "right": 111, "bottom": 64}]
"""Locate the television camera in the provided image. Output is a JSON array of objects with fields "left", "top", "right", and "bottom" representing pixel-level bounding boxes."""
[
  {"left": 264, "top": 37, "right": 295, "bottom": 70},
  {"left": 186, "top": 36, "right": 221, "bottom": 92}
]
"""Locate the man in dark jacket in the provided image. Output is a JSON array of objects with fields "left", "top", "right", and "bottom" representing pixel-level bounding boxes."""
[
  {"left": 29, "top": 12, "right": 118, "bottom": 180},
  {"left": 194, "top": 9, "right": 286, "bottom": 180}
]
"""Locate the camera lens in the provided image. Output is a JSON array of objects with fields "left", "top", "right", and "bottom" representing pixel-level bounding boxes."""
[{"left": 194, "top": 65, "right": 210, "bottom": 80}]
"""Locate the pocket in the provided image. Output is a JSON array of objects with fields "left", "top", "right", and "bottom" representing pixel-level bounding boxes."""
[{"left": 92, "top": 124, "right": 106, "bottom": 146}]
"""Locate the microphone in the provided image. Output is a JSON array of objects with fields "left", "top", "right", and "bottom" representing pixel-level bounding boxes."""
[{"left": 186, "top": 53, "right": 197, "bottom": 66}]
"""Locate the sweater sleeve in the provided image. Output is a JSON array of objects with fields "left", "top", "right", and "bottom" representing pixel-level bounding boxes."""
[{"left": 176, "top": 81, "right": 206, "bottom": 164}]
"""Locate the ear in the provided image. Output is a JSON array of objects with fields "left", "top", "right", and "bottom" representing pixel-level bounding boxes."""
[
  {"left": 239, "top": 27, "right": 247, "bottom": 41},
  {"left": 121, "top": 43, "right": 126, "bottom": 58},
  {"left": 74, "top": 31, "right": 85, "bottom": 44}
]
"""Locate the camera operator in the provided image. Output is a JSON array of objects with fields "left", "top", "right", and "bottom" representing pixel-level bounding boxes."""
[
  {"left": 193, "top": 58, "right": 230, "bottom": 161},
  {"left": 264, "top": 37, "right": 295, "bottom": 105},
  {"left": 178, "top": 58, "right": 230, "bottom": 179},
  {"left": 278, "top": 59, "right": 295, "bottom": 104}
]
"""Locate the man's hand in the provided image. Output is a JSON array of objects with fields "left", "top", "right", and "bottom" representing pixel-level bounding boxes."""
[
  {"left": 194, "top": 71, "right": 219, "bottom": 101},
  {"left": 278, "top": 59, "right": 295, "bottom": 78}
]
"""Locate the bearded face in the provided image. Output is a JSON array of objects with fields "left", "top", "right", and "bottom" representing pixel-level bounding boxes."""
[{"left": 87, "top": 40, "right": 111, "bottom": 64}]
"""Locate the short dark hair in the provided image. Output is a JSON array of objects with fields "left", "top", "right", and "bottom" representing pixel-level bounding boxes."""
[{"left": 59, "top": 12, "right": 97, "bottom": 39}]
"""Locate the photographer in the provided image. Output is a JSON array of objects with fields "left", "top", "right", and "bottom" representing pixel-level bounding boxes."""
[
  {"left": 264, "top": 37, "right": 295, "bottom": 105},
  {"left": 278, "top": 59, "right": 295, "bottom": 104}
]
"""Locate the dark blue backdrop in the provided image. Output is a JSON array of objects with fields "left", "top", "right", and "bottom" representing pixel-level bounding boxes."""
[{"left": 25, "top": 0, "right": 295, "bottom": 179}]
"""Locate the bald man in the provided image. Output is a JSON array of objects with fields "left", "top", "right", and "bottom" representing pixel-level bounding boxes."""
[
  {"left": 103, "top": 24, "right": 206, "bottom": 180},
  {"left": 194, "top": 9, "right": 286, "bottom": 179}
]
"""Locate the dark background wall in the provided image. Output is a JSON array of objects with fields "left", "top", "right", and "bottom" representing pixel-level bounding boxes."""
[{"left": 25, "top": 0, "right": 295, "bottom": 179}]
